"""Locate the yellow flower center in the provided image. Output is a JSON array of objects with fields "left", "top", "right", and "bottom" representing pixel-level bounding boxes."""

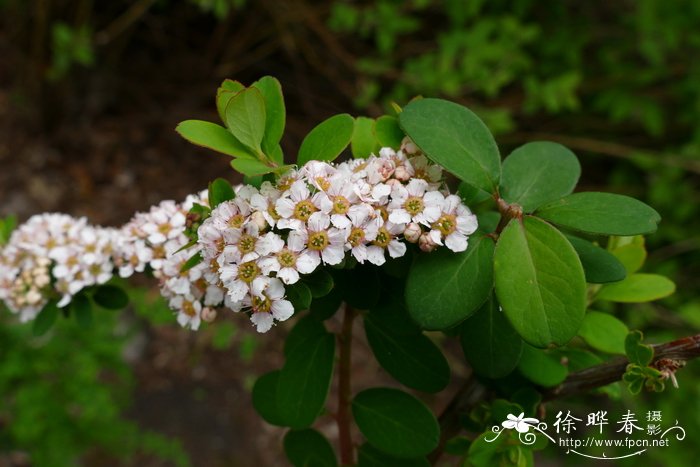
[
  {"left": 252, "top": 295, "right": 272, "bottom": 313},
  {"left": 308, "top": 231, "right": 330, "bottom": 251},
  {"left": 373, "top": 227, "right": 391, "bottom": 248},
  {"left": 238, "top": 234, "right": 257, "bottom": 254},
  {"left": 183, "top": 300, "right": 197, "bottom": 317},
  {"left": 238, "top": 261, "right": 259, "bottom": 283},
  {"left": 332, "top": 196, "right": 350, "bottom": 215},
  {"left": 348, "top": 227, "right": 365, "bottom": 247},
  {"left": 277, "top": 249, "right": 297, "bottom": 268},
  {"left": 229, "top": 214, "right": 245, "bottom": 229},
  {"left": 404, "top": 196, "right": 425, "bottom": 216},
  {"left": 316, "top": 176, "right": 331, "bottom": 191},
  {"left": 433, "top": 214, "right": 457, "bottom": 236},
  {"left": 293, "top": 200, "right": 317, "bottom": 221}
]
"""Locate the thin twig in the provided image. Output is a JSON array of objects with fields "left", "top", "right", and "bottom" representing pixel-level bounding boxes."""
[{"left": 94, "top": 0, "right": 158, "bottom": 46}]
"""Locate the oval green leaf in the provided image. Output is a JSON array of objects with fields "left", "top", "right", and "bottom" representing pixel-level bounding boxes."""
[
  {"left": 536, "top": 192, "right": 661, "bottom": 236},
  {"left": 208, "top": 178, "right": 235, "bottom": 208},
  {"left": 358, "top": 443, "right": 429, "bottom": 467},
  {"left": 398, "top": 98, "right": 501, "bottom": 192},
  {"left": 216, "top": 79, "right": 244, "bottom": 123},
  {"left": 500, "top": 141, "right": 581, "bottom": 212},
  {"left": 224, "top": 87, "right": 267, "bottom": 154},
  {"left": 252, "top": 370, "right": 288, "bottom": 426},
  {"left": 71, "top": 293, "right": 92, "bottom": 328},
  {"left": 494, "top": 217, "right": 586, "bottom": 347},
  {"left": 352, "top": 117, "right": 380, "bottom": 158},
  {"left": 374, "top": 116, "right": 404, "bottom": 149},
  {"left": 460, "top": 295, "right": 523, "bottom": 379},
  {"left": 565, "top": 235, "right": 626, "bottom": 284},
  {"left": 596, "top": 273, "right": 675, "bottom": 303},
  {"left": 302, "top": 269, "right": 334, "bottom": 298},
  {"left": 230, "top": 158, "right": 277, "bottom": 177},
  {"left": 517, "top": 344, "right": 568, "bottom": 387},
  {"left": 364, "top": 314, "right": 450, "bottom": 393},
  {"left": 33, "top": 301, "right": 59, "bottom": 337},
  {"left": 405, "top": 235, "right": 495, "bottom": 330},
  {"left": 251, "top": 76, "right": 286, "bottom": 155},
  {"left": 277, "top": 332, "right": 336, "bottom": 428},
  {"left": 578, "top": 311, "right": 628, "bottom": 354},
  {"left": 284, "top": 429, "right": 338, "bottom": 467},
  {"left": 93, "top": 285, "right": 129, "bottom": 310},
  {"left": 175, "top": 120, "right": 256, "bottom": 159},
  {"left": 352, "top": 388, "right": 439, "bottom": 458},
  {"left": 297, "top": 114, "right": 354, "bottom": 166}
]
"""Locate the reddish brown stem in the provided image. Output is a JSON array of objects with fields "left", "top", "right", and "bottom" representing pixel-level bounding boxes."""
[{"left": 337, "top": 303, "right": 357, "bottom": 466}]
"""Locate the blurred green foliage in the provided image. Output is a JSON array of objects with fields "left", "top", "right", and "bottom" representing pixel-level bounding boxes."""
[{"left": 0, "top": 301, "right": 190, "bottom": 466}]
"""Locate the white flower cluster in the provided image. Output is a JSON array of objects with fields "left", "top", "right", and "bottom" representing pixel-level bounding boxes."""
[
  {"left": 198, "top": 138, "right": 478, "bottom": 332},
  {"left": 114, "top": 191, "right": 225, "bottom": 330},
  {"left": 0, "top": 213, "right": 118, "bottom": 321},
  {"left": 0, "top": 139, "right": 478, "bottom": 334}
]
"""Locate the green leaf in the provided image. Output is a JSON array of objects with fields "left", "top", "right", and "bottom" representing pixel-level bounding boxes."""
[
  {"left": 268, "top": 143, "right": 284, "bottom": 165},
  {"left": 224, "top": 87, "right": 267, "bottom": 154},
  {"left": 352, "top": 117, "right": 380, "bottom": 158},
  {"left": 610, "top": 241, "right": 647, "bottom": 274},
  {"left": 500, "top": 142, "right": 581, "bottom": 212},
  {"left": 277, "top": 332, "right": 336, "bottom": 428},
  {"left": 284, "top": 429, "right": 338, "bottom": 467},
  {"left": 578, "top": 311, "right": 629, "bottom": 355},
  {"left": 494, "top": 217, "right": 586, "bottom": 347},
  {"left": 286, "top": 281, "right": 313, "bottom": 311},
  {"left": 302, "top": 269, "right": 334, "bottom": 298},
  {"left": 0, "top": 214, "right": 17, "bottom": 244},
  {"left": 374, "top": 116, "right": 405, "bottom": 149},
  {"left": 180, "top": 251, "right": 203, "bottom": 273},
  {"left": 352, "top": 388, "right": 439, "bottom": 458},
  {"left": 297, "top": 114, "right": 354, "bottom": 165},
  {"left": 596, "top": 273, "right": 675, "bottom": 303},
  {"left": 536, "top": 192, "right": 661, "bottom": 236},
  {"left": 230, "top": 158, "right": 277, "bottom": 177},
  {"left": 284, "top": 315, "right": 327, "bottom": 357},
  {"left": 405, "top": 235, "right": 495, "bottom": 330},
  {"left": 565, "top": 235, "right": 626, "bottom": 284},
  {"left": 398, "top": 98, "right": 501, "bottom": 192},
  {"left": 175, "top": 120, "right": 256, "bottom": 159},
  {"left": 310, "top": 288, "right": 343, "bottom": 320},
  {"left": 71, "top": 293, "right": 92, "bottom": 328},
  {"left": 364, "top": 314, "right": 450, "bottom": 393},
  {"left": 251, "top": 76, "right": 286, "bottom": 155},
  {"left": 625, "top": 331, "right": 654, "bottom": 366},
  {"left": 357, "top": 444, "right": 429, "bottom": 467},
  {"left": 252, "top": 371, "right": 288, "bottom": 426},
  {"left": 208, "top": 178, "right": 235, "bottom": 208},
  {"left": 468, "top": 431, "right": 506, "bottom": 467},
  {"left": 216, "top": 79, "right": 244, "bottom": 123},
  {"left": 458, "top": 182, "right": 492, "bottom": 206},
  {"left": 33, "top": 301, "right": 59, "bottom": 337},
  {"left": 517, "top": 344, "right": 568, "bottom": 387},
  {"left": 460, "top": 295, "right": 523, "bottom": 379},
  {"left": 93, "top": 285, "right": 129, "bottom": 310}
]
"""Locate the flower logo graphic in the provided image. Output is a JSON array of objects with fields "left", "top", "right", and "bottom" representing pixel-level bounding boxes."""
[{"left": 502, "top": 412, "right": 540, "bottom": 433}]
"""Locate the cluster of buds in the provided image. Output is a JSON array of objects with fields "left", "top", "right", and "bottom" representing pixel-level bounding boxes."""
[
  {"left": 0, "top": 214, "right": 119, "bottom": 321},
  {"left": 0, "top": 139, "right": 478, "bottom": 333},
  {"left": 198, "top": 138, "right": 478, "bottom": 332}
]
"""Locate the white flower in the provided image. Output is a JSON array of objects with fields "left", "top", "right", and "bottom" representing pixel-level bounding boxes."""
[
  {"left": 365, "top": 220, "right": 406, "bottom": 266},
  {"left": 287, "top": 212, "right": 346, "bottom": 266},
  {"left": 275, "top": 180, "right": 323, "bottom": 231},
  {"left": 171, "top": 294, "right": 202, "bottom": 330},
  {"left": 220, "top": 260, "right": 262, "bottom": 302},
  {"left": 429, "top": 195, "right": 478, "bottom": 252},
  {"left": 248, "top": 277, "right": 294, "bottom": 333},
  {"left": 345, "top": 205, "right": 380, "bottom": 263},
  {"left": 258, "top": 233, "right": 318, "bottom": 284},
  {"left": 388, "top": 178, "right": 444, "bottom": 226}
]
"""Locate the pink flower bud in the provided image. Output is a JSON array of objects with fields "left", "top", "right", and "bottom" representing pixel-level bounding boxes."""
[
  {"left": 401, "top": 137, "right": 419, "bottom": 155},
  {"left": 419, "top": 232, "right": 438, "bottom": 252},
  {"left": 394, "top": 165, "right": 411, "bottom": 182},
  {"left": 251, "top": 211, "right": 268, "bottom": 231},
  {"left": 404, "top": 223, "right": 422, "bottom": 243},
  {"left": 201, "top": 307, "right": 217, "bottom": 323}
]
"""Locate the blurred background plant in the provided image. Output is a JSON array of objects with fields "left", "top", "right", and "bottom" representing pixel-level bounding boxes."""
[{"left": 1, "top": 0, "right": 699, "bottom": 465}]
